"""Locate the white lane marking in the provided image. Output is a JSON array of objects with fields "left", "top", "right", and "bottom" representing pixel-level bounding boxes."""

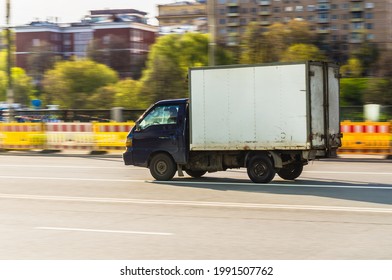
[
  {"left": 0, "top": 175, "right": 391, "bottom": 190},
  {"left": 0, "top": 164, "right": 127, "bottom": 169},
  {"left": 304, "top": 171, "right": 392, "bottom": 175},
  {"left": 0, "top": 175, "right": 142, "bottom": 183},
  {"left": 35, "top": 227, "right": 173, "bottom": 236},
  {"left": 1, "top": 193, "right": 392, "bottom": 214}
]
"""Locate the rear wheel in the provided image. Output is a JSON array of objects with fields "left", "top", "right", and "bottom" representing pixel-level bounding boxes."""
[
  {"left": 149, "top": 153, "right": 176, "bottom": 181},
  {"left": 185, "top": 169, "right": 207, "bottom": 178},
  {"left": 247, "top": 154, "right": 275, "bottom": 183},
  {"left": 277, "top": 162, "right": 303, "bottom": 180}
]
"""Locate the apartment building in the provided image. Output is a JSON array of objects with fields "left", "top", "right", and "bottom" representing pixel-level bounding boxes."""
[
  {"left": 14, "top": 9, "right": 157, "bottom": 79},
  {"left": 158, "top": 0, "right": 392, "bottom": 56},
  {"left": 157, "top": 1, "right": 208, "bottom": 34},
  {"left": 216, "top": 0, "right": 391, "bottom": 51}
]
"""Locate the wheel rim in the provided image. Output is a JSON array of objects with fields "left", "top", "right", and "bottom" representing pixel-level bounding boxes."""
[
  {"left": 156, "top": 160, "right": 168, "bottom": 175},
  {"left": 253, "top": 162, "right": 267, "bottom": 177}
]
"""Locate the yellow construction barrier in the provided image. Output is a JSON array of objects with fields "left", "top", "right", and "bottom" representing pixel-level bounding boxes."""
[
  {"left": 0, "top": 121, "right": 391, "bottom": 156},
  {"left": 339, "top": 121, "right": 391, "bottom": 155},
  {"left": 0, "top": 123, "right": 46, "bottom": 150},
  {"left": 93, "top": 122, "right": 134, "bottom": 151}
]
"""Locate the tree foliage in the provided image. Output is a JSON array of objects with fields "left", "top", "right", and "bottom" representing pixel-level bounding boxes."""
[
  {"left": 341, "top": 58, "right": 363, "bottom": 78},
  {"left": 0, "top": 67, "right": 34, "bottom": 106},
  {"left": 239, "top": 20, "right": 316, "bottom": 64},
  {"left": 280, "top": 44, "right": 325, "bottom": 62},
  {"left": 113, "top": 78, "right": 144, "bottom": 109},
  {"left": 41, "top": 60, "right": 118, "bottom": 109},
  {"left": 139, "top": 33, "right": 210, "bottom": 105},
  {"left": 363, "top": 78, "right": 392, "bottom": 105}
]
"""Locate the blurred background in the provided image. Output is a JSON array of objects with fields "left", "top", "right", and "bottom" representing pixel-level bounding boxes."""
[{"left": 0, "top": 0, "right": 391, "bottom": 122}]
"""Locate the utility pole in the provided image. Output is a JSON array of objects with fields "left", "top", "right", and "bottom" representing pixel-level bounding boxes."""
[
  {"left": 207, "top": 0, "right": 216, "bottom": 66},
  {"left": 6, "top": 0, "right": 14, "bottom": 121}
]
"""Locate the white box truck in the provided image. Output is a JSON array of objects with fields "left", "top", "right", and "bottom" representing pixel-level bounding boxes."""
[{"left": 123, "top": 61, "right": 342, "bottom": 183}]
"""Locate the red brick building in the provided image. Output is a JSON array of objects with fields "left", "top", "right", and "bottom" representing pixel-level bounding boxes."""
[{"left": 14, "top": 9, "right": 157, "bottom": 79}]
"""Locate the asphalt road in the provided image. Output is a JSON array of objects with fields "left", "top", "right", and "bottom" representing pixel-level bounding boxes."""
[{"left": 0, "top": 152, "right": 391, "bottom": 260}]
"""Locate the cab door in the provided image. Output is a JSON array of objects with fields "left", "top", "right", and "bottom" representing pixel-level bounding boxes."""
[{"left": 132, "top": 103, "right": 184, "bottom": 166}]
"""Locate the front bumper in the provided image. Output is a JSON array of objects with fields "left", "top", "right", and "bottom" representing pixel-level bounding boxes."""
[{"left": 122, "top": 150, "right": 134, "bottom": 165}]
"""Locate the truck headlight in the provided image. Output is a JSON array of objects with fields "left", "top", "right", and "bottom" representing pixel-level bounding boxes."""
[{"left": 126, "top": 138, "right": 132, "bottom": 147}]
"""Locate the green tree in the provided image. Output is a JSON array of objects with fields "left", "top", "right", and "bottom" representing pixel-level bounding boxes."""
[
  {"left": 0, "top": 67, "right": 34, "bottom": 106},
  {"left": 364, "top": 78, "right": 392, "bottom": 105},
  {"left": 340, "top": 78, "right": 370, "bottom": 106},
  {"left": 280, "top": 44, "right": 325, "bottom": 62},
  {"left": 41, "top": 60, "right": 118, "bottom": 109},
  {"left": 12, "top": 68, "right": 34, "bottom": 105},
  {"left": 239, "top": 20, "right": 316, "bottom": 64},
  {"left": 352, "top": 41, "right": 379, "bottom": 75},
  {"left": 113, "top": 79, "right": 144, "bottom": 109},
  {"left": 239, "top": 22, "right": 264, "bottom": 64},
  {"left": 341, "top": 58, "right": 363, "bottom": 78},
  {"left": 140, "top": 33, "right": 210, "bottom": 104}
]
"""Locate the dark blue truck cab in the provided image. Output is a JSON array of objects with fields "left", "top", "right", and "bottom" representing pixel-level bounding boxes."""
[{"left": 123, "top": 99, "right": 189, "bottom": 180}]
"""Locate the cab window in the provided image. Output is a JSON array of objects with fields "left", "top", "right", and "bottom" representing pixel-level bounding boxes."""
[{"left": 139, "top": 105, "right": 179, "bottom": 130}]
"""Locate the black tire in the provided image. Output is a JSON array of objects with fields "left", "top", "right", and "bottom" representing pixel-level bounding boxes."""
[
  {"left": 185, "top": 169, "right": 207, "bottom": 178},
  {"left": 277, "top": 162, "right": 303, "bottom": 180},
  {"left": 247, "top": 154, "right": 276, "bottom": 183},
  {"left": 149, "top": 153, "right": 177, "bottom": 181}
]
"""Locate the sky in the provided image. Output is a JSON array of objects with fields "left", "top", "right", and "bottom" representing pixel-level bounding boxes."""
[{"left": 0, "top": 0, "right": 179, "bottom": 26}]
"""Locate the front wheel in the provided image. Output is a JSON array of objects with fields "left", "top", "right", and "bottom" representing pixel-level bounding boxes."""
[
  {"left": 149, "top": 153, "right": 176, "bottom": 181},
  {"left": 247, "top": 154, "right": 276, "bottom": 183},
  {"left": 277, "top": 162, "right": 303, "bottom": 180}
]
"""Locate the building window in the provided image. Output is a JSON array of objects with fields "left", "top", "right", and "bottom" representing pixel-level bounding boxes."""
[
  {"left": 219, "top": 0, "right": 226, "bottom": 4},
  {"left": 307, "top": 5, "right": 315, "bottom": 11},
  {"left": 32, "top": 39, "right": 41, "bottom": 47},
  {"left": 365, "top": 12, "right": 373, "bottom": 19},
  {"left": 367, "top": 34, "right": 374, "bottom": 40},
  {"left": 103, "top": 35, "right": 111, "bottom": 45},
  {"left": 365, "top": 3, "right": 375, "bottom": 9},
  {"left": 366, "top": 23, "right": 373, "bottom": 29},
  {"left": 342, "top": 3, "right": 349, "bottom": 9},
  {"left": 285, "top": 6, "right": 293, "bottom": 12},
  {"left": 352, "top": 22, "right": 363, "bottom": 30},
  {"left": 219, "top": 18, "right": 226, "bottom": 24},
  {"left": 295, "top": 6, "right": 303, "bottom": 12}
]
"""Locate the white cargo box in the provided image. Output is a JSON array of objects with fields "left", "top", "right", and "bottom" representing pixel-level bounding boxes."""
[{"left": 189, "top": 61, "right": 340, "bottom": 152}]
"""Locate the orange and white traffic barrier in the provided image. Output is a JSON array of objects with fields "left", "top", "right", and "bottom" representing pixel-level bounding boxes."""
[
  {"left": 339, "top": 121, "right": 391, "bottom": 155},
  {"left": 44, "top": 123, "right": 94, "bottom": 151}
]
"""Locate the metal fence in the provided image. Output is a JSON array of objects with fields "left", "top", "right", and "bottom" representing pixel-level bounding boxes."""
[
  {"left": 1, "top": 106, "right": 392, "bottom": 123},
  {"left": 0, "top": 109, "right": 145, "bottom": 123}
]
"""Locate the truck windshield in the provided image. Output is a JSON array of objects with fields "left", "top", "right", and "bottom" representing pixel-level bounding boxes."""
[{"left": 139, "top": 105, "right": 179, "bottom": 130}]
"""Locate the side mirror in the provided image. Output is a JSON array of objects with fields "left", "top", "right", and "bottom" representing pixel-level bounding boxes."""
[{"left": 135, "top": 122, "right": 141, "bottom": 131}]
